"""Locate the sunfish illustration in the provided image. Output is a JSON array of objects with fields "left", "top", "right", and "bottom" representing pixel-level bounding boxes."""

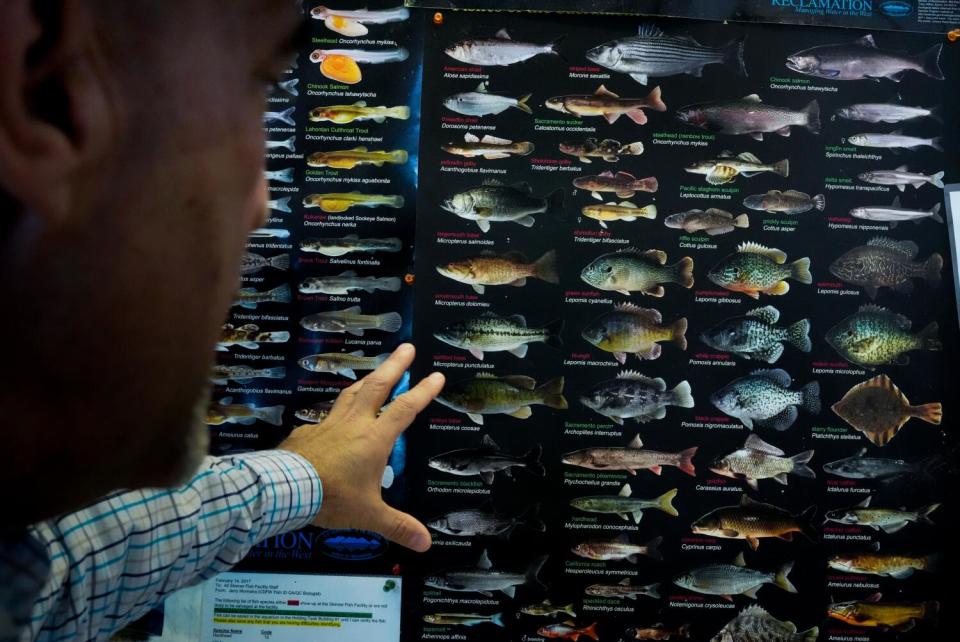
[{"left": 829, "top": 237, "right": 942, "bottom": 299}]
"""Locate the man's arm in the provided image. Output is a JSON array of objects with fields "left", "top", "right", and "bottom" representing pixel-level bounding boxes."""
[{"left": 24, "top": 451, "right": 321, "bottom": 641}]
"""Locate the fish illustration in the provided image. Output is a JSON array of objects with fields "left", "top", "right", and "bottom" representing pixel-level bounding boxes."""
[
  {"left": 676, "top": 95, "right": 820, "bottom": 140},
  {"left": 294, "top": 402, "right": 333, "bottom": 425},
  {"left": 571, "top": 485, "right": 678, "bottom": 523},
  {"left": 520, "top": 600, "right": 576, "bottom": 618},
  {"left": 586, "top": 23, "right": 746, "bottom": 85},
  {"left": 428, "top": 434, "right": 544, "bottom": 484},
  {"left": 626, "top": 623, "right": 691, "bottom": 640},
  {"left": 858, "top": 165, "right": 945, "bottom": 191},
  {"left": 443, "top": 82, "right": 532, "bottom": 117},
  {"left": 538, "top": 621, "right": 599, "bottom": 641},
  {"left": 298, "top": 272, "right": 401, "bottom": 295},
  {"left": 266, "top": 196, "right": 291, "bottom": 213},
  {"left": 210, "top": 365, "right": 285, "bottom": 386},
  {"left": 850, "top": 196, "right": 943, "bottom": 227},
  {"left": 828, "top": 546, "right": 939, "bottom": 579},
  {"left": 205, "top": 397, "right": 284, "bottom": 426},
  {"left": 823, "top": 447, "right": 927, "bottom": 480},
  {"left": 563, "top": 434, "right": 697, "bottom": 477},
  {"left": 584, "top": 579, "right": 660, "bottom": 601},
  {"left": 823, "top": 496, "right": 939, "bottom": 533},
  {"left": 264, "top": 167, "right": 294, "bottom": 183},
  {"left": 711, "top": 369, "right": 820, "bottom": 431},
  {"left": 442, "top": 133, "right": 534, "bottom": 159},
  {"left": 308, "top": 48, "right": 409, "bottom": 84},
  {"left": 217, "top": 324, "right": 290, "bottom": 351},
  {"left": 700, "top": 305, "right": 812, "bottom": 363},
  {"left": 786, "top": 34, "right": 943, "bottom": 81},
  {"left": 445, "top": 29, "right": 560, "bottom": 66},
  {"left": 545, "top": 85, "right": 667, "bottom": 125},
  {"left": 306, "top": 147, "right": 407, "bottom": 169},
  {"left": 277, "top": 78, "right": 298, "bottom": 97},
  {"left": 708, "top": 243, "right": 811, "bottom": 298},
  {"left": 300, "top": 307, "right": 402, "bottom": 335},
  {"left": 581, "top": 248, "right": 693, "bottom": 297},
  {"left": 582, "top": 201, "right": 656, "bottom": 228},
  {"left": 299, "top": 235, "right": 402, "bottom": 256},
  {"left": 436, "top": 373, "right": 567, "bottom": 424},
  {"left": 832, "top": 374, "right": 942, "bottom": 446},
  {"left": 433, "top": 312, "right": 563, "bottom": 360},
  {"left": 691, "top": 496, "right": 817, "bottom": 550},
  {"left": 308, "top": 102, "right": 409, "bottom": 124},
  {"left": 232, "top": 284, "right": 291, "bottom": 309},
  {"left": 581, "top": 303, "right": 687, "bottom": 363},
  {"left": 827, "top": 594, "right": 938, "bottom": 631},
  {"left": 834, "top": 102, "right": 940, "bottom": 124},
  {"left": 427, "top": 503, "right": 545, "bottom": 538},
  {"left": 560, "top": 138, "right": 644, "bottom": 163},
  {"left": 441, "top": 180, "right": 564, "bottom": 232},
  {"left": 664, "top": 208, "right": 749, "bottom": 235},
  {"left": 743, "top": 190, "right": 825, "bottom": 214},
  {"left": 674, "top": 552, "right": 797, "bottom": 600},
  {"left": 301, "top": 192, "right": 403, "bottom": 213},
  {"left": 249, "top": 227, "right": 290, "bottom": 239},
  {"left": 263, "top": 106, "right": 295, "bottom": 126},
  {"left": 422, "top": 612, "right": 505, "bottom": 627},
  {"left": 848, "top": 130, "right": 942, "bottom": 151},
  {"left": 572, "top": 534, "right": 662, "bottom": 563},
  {"left": 424, "top": 548, "right": 547, "bottom": 598},
  {"left": 686, "top": 151, "right": 789, "bottom": 185},
  {"left": 437, "top": 249, "right": 559, "bottom": 294},
  {"left": 309, "top": 5, "right": 409, "bottom": 37},
  {"left": 298, "top": 351, "right": 389, "bottom": 380},
  {"left": 581, "top": 371, "right": 694, "bottom": 425},
  {"left": 574, "top": 171, "right": 658, "bottom": 200},
  {"left": 240, "top": 252, "right": 289, "bottom": 275},
  {"left": 265, "top": 136, "right": 295, "bottom": 152},
  {"left": 712, "top": 606, "right": 818, "bottom": 642},
  {"left": 709, "top": 435, "right": 815, "bottom": 490},
  {"left": 829, "top": 237, "right": 942, "bottom": 298},
  {"left": 825, "top": 304, "right": 941, "bottom": 368}
]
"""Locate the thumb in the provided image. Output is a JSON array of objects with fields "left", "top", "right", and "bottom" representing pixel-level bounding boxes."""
[{"left": 372, "top": 502, "right": 432, "bottom": 553}]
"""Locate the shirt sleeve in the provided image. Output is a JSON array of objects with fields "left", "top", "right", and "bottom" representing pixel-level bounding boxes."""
[{"left": 24, "top": 450, "right": 322, "bottom": 642}]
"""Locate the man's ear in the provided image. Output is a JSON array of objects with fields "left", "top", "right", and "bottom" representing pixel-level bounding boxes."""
[{"left": 0, "top": 0, "right": 113, "bottom": 224}]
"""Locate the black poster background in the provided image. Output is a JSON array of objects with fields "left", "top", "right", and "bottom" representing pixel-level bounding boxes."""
[
  {"left": 407, "top": 0, "right": 960, "bottom": 34},
  {"left": 407, "top": 10, "right": 959, "bottom": 642}
]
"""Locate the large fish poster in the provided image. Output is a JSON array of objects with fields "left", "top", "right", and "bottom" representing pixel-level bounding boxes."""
[
  {"left": 209, "top": 0, "right": 423, "bottom": 575},
  {"left": 406, "top": 8, "right": 958, "bottom": 642}
]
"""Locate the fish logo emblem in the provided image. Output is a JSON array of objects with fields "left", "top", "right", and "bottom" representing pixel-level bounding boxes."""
[{"left": 880, "top": 1, "right": 913, "bottom": 16}]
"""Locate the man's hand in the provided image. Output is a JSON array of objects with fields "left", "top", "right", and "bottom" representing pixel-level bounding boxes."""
[{"left": 278, "top": 344, "right": 444, "bottom": 552}]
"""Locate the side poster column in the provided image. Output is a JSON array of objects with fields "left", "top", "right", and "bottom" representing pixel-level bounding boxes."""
[
  {"left": 200, "top": 3, "right": 422, "bottom": 640},
  {"left": 408, "top": 9, "right": 957, "bottom": 642}
]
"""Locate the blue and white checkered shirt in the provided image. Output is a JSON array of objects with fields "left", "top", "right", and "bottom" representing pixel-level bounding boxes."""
[{"left": 0, "top": 450, "right": 322, "bottom": 642}]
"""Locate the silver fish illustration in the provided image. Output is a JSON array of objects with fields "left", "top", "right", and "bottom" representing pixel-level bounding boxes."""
[
  {"left": 849, "top": 196, "right": 943, "bottom": 227},
  {"left": 427, "top": 503, "right": 545, "bottom": 538},
  {"left": 823, "top": 496, "right": 939, "bottom": 534},
  {"left": 445, "top": 29, "right": 560, "bottom": 66},
  {"left": 580, "top": 371, "right": 694, "bottom": 425},
  {"left": 264, "top": 106, "right": 295, "bottom": 126},
  {"left": 267, "top": 196, "right": 291, "bottom": 213},
  {"left": 240, "top": 252, "right": 289, "bottom": 275},
  {"left": 298, "top": 350, "right": 389, "bottom": 380},
  {"left": 264, "top": 167, "right": 294, "bottom": 183},
  {"left": 308, "top": 48, "right": 409, "bottom": 65},
  {"left": 277, "top": 78, "right": 298, "bottom": 97},
  {"left": 265, "top": 136, "right": 295, "bottom": 152},
  {"left": 586, "top": 23, "right": 746, "bottom": 85},
  {"left": 823, "top": 447, "right": 927, "bottom": 480},
  {"left": 298, "top": 272, "right": 401, "bottom": 295},
  {"left": 424, "top": 548, "right": 547, "bottom": 598},
  {"left": 848, "top": 130, "right": 942, "bottom": 151},
  {"left": 833, "top": 103, "right": 940, "bottom": 124},
  {"left": 428, "top": 434, "right": 544, "bottom": 484},
  {"left": 443, "top": 82, "right": 532, "bottom": 117},
  {"left": 709, "top": 434, "right": 815, "bottom": 490},
  {"left": 786, "top": 34, "right": 943, "bottom": 81},
  {"left": 858, "top": 165, "right": 945, "bottom": 191},
  {"left": 299, "top": 235, "right": 402, "bottom": 257},
  {"left": 674, "top": 552, "right": 797, "bottom": 600},
  {"left": 300, "top": 307, "right": 402, "bottom": 335}
]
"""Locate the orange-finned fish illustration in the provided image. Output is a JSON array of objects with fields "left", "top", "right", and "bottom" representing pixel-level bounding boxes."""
[
  {"left": 538, "top": 620, "right": 599, "bottom": 641},
  {"left": 827, "top": 593, "right": 938, "bottom": 632},
  {"left": 831, "top": 374, "right": 941, "bottom": 446}
]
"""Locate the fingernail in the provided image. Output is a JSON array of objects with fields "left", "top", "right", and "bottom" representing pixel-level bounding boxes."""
[
  {"left": 428, "top": 372, "right": 445, "bottom": 385},
  {"left": 396, "top": 343, "right": 414, "bottom": 357}
]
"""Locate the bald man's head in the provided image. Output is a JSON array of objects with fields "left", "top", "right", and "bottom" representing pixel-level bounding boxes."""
[{"left": 0, "top": 0, "right": 303, "bottom": 527}]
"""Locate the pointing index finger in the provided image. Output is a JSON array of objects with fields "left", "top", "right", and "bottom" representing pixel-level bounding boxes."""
[{"left": 352, "top": 343, "right": 416, "bottom": 416}]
